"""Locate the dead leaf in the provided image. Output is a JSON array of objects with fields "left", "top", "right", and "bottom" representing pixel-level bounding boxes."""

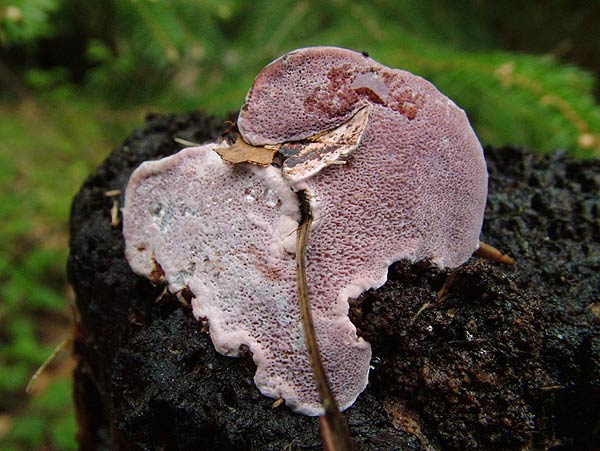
[
  {"left": 282, "top": 107, "right": 369, "bottom": 182},
  {"left": 588, "top": 302, "right": 600, "bottom": 318},
  {"left": 214, "top": 137, "right": 279, "bottom": 166}
]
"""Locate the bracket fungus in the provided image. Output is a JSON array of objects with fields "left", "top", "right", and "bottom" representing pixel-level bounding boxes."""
[{"left": 123, "top": 46, "right": 488, "bottom": 416}]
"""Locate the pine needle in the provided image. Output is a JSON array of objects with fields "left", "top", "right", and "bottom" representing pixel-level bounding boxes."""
[
  {"left": 296, "top": 213, "right": 355, "bottom": 451},
  {"left": 26, "top": 336, "right": 72, "bottom": 395}
]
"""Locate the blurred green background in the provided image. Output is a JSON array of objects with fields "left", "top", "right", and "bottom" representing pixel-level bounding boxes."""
[{"left": 1, "top": 1, "right": 599, "bottom": 449}]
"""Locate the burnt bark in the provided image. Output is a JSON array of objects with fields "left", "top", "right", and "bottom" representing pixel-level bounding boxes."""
[{"left": 68, "top": 112, "right": 600, "bottom": 451}]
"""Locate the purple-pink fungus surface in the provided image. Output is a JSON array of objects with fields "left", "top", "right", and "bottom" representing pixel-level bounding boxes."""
[{"left": 123, "top": 46, "right": 488, "bottom": 416}]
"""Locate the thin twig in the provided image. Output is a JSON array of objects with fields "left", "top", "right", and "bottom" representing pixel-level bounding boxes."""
[
  {"left": 110, "top": 199, "right": 120, "bottom": 227},
  {"left": 296, "top": 214, "right": 355, "bottom": 451},
  {"left": 174, "top": 137, "right": 201, "bottom": 147},
  {"left": 26, "top": 336, "right": 72, "bottom": 394},
  {"left": 411, "top": 268, "right": 460, "bottom": 324},
  {"left": 475, "top": 241, "right": 516, "bottom": 265}
]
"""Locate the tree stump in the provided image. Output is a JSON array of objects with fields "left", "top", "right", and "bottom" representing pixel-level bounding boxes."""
[{"left": 68, "top": 112, "right": 600, "bottom": 451}]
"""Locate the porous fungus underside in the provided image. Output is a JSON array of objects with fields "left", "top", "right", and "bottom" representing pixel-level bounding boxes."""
[{"left": 123, "top": 47, "right": 487, "bottom": 415}]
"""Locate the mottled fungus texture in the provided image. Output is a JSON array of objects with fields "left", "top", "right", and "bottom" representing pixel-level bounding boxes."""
[{"left": 122, "top": 46, "right": 487, "bottom": 415}]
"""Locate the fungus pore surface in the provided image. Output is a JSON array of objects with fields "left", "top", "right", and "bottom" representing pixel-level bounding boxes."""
[{"left": 123, "top": 46, "right": 488, "bottom": 416}]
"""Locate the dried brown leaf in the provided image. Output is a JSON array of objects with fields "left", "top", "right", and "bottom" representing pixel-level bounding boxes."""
[
  {"left": 214, "top": 137, "right": 278, "bottom": 166},
  {"left": 282, "top": 107, "right": 369, "bottom": 182}
]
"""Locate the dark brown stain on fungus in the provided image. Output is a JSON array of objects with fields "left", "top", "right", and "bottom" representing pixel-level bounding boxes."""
[
  {"left": 326, "top": 64, "right": 353, "bottom": 87},
  {"left": 304, "top": 62, "right": 425, "bottom": 121},
  {"left": 353, "top": 87, "right": 386, "bottom": 105},
  {"left": 246, "top": 244, "right": 285, "bottom": 281},
  {"left": 303, "top": 65, "right": 361, "bottom": 118},
  {"left": 389, "top": 90, "right": 425, "bottom": 120},
  {"left": 304, "top": 89, "right": 359, "bottom": 118},
  {"left": 149, "top": 256, "right": 165, "bottom": 283},
  {"left": 400, "top": 102, "right": 419, "bottom": 120}
]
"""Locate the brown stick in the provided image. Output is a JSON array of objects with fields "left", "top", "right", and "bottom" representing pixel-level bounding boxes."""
[
  {"left": 475, "top": 241, "right": 516, "bottom": 265},
  {"left": 411, "top": 268, "right": 461, "bottom": 324},
  {"left": 296, "top": 215, "right": 355, "bottom": 451}
]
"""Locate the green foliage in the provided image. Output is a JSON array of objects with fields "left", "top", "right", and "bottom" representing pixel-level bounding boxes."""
[
  {"left": 66, "top": 0, "right": 600, "bottom": 156},
  {"left": 2, "top": 378, "right": 76, "bottom": 451},
  {"left": 0, "top": 94, "right": 140, "bottom": 450},
  {"left": 0, "top": 1, "right": 599, "bottom": 450},
  {"left": 0, "top": 0, "right": 60, "bottom": 44},
  {"left": 5, "top": 0, "right": 597, "bottom": 153}
]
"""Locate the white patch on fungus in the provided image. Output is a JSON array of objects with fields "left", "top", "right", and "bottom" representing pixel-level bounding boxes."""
[{"left": 124, "top": 46, "right": 488, "bottom": 417}]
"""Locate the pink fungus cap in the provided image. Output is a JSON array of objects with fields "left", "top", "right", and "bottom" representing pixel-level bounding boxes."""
[{"left": 123, "top": 46, "right": 488, "bottom": 416}]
